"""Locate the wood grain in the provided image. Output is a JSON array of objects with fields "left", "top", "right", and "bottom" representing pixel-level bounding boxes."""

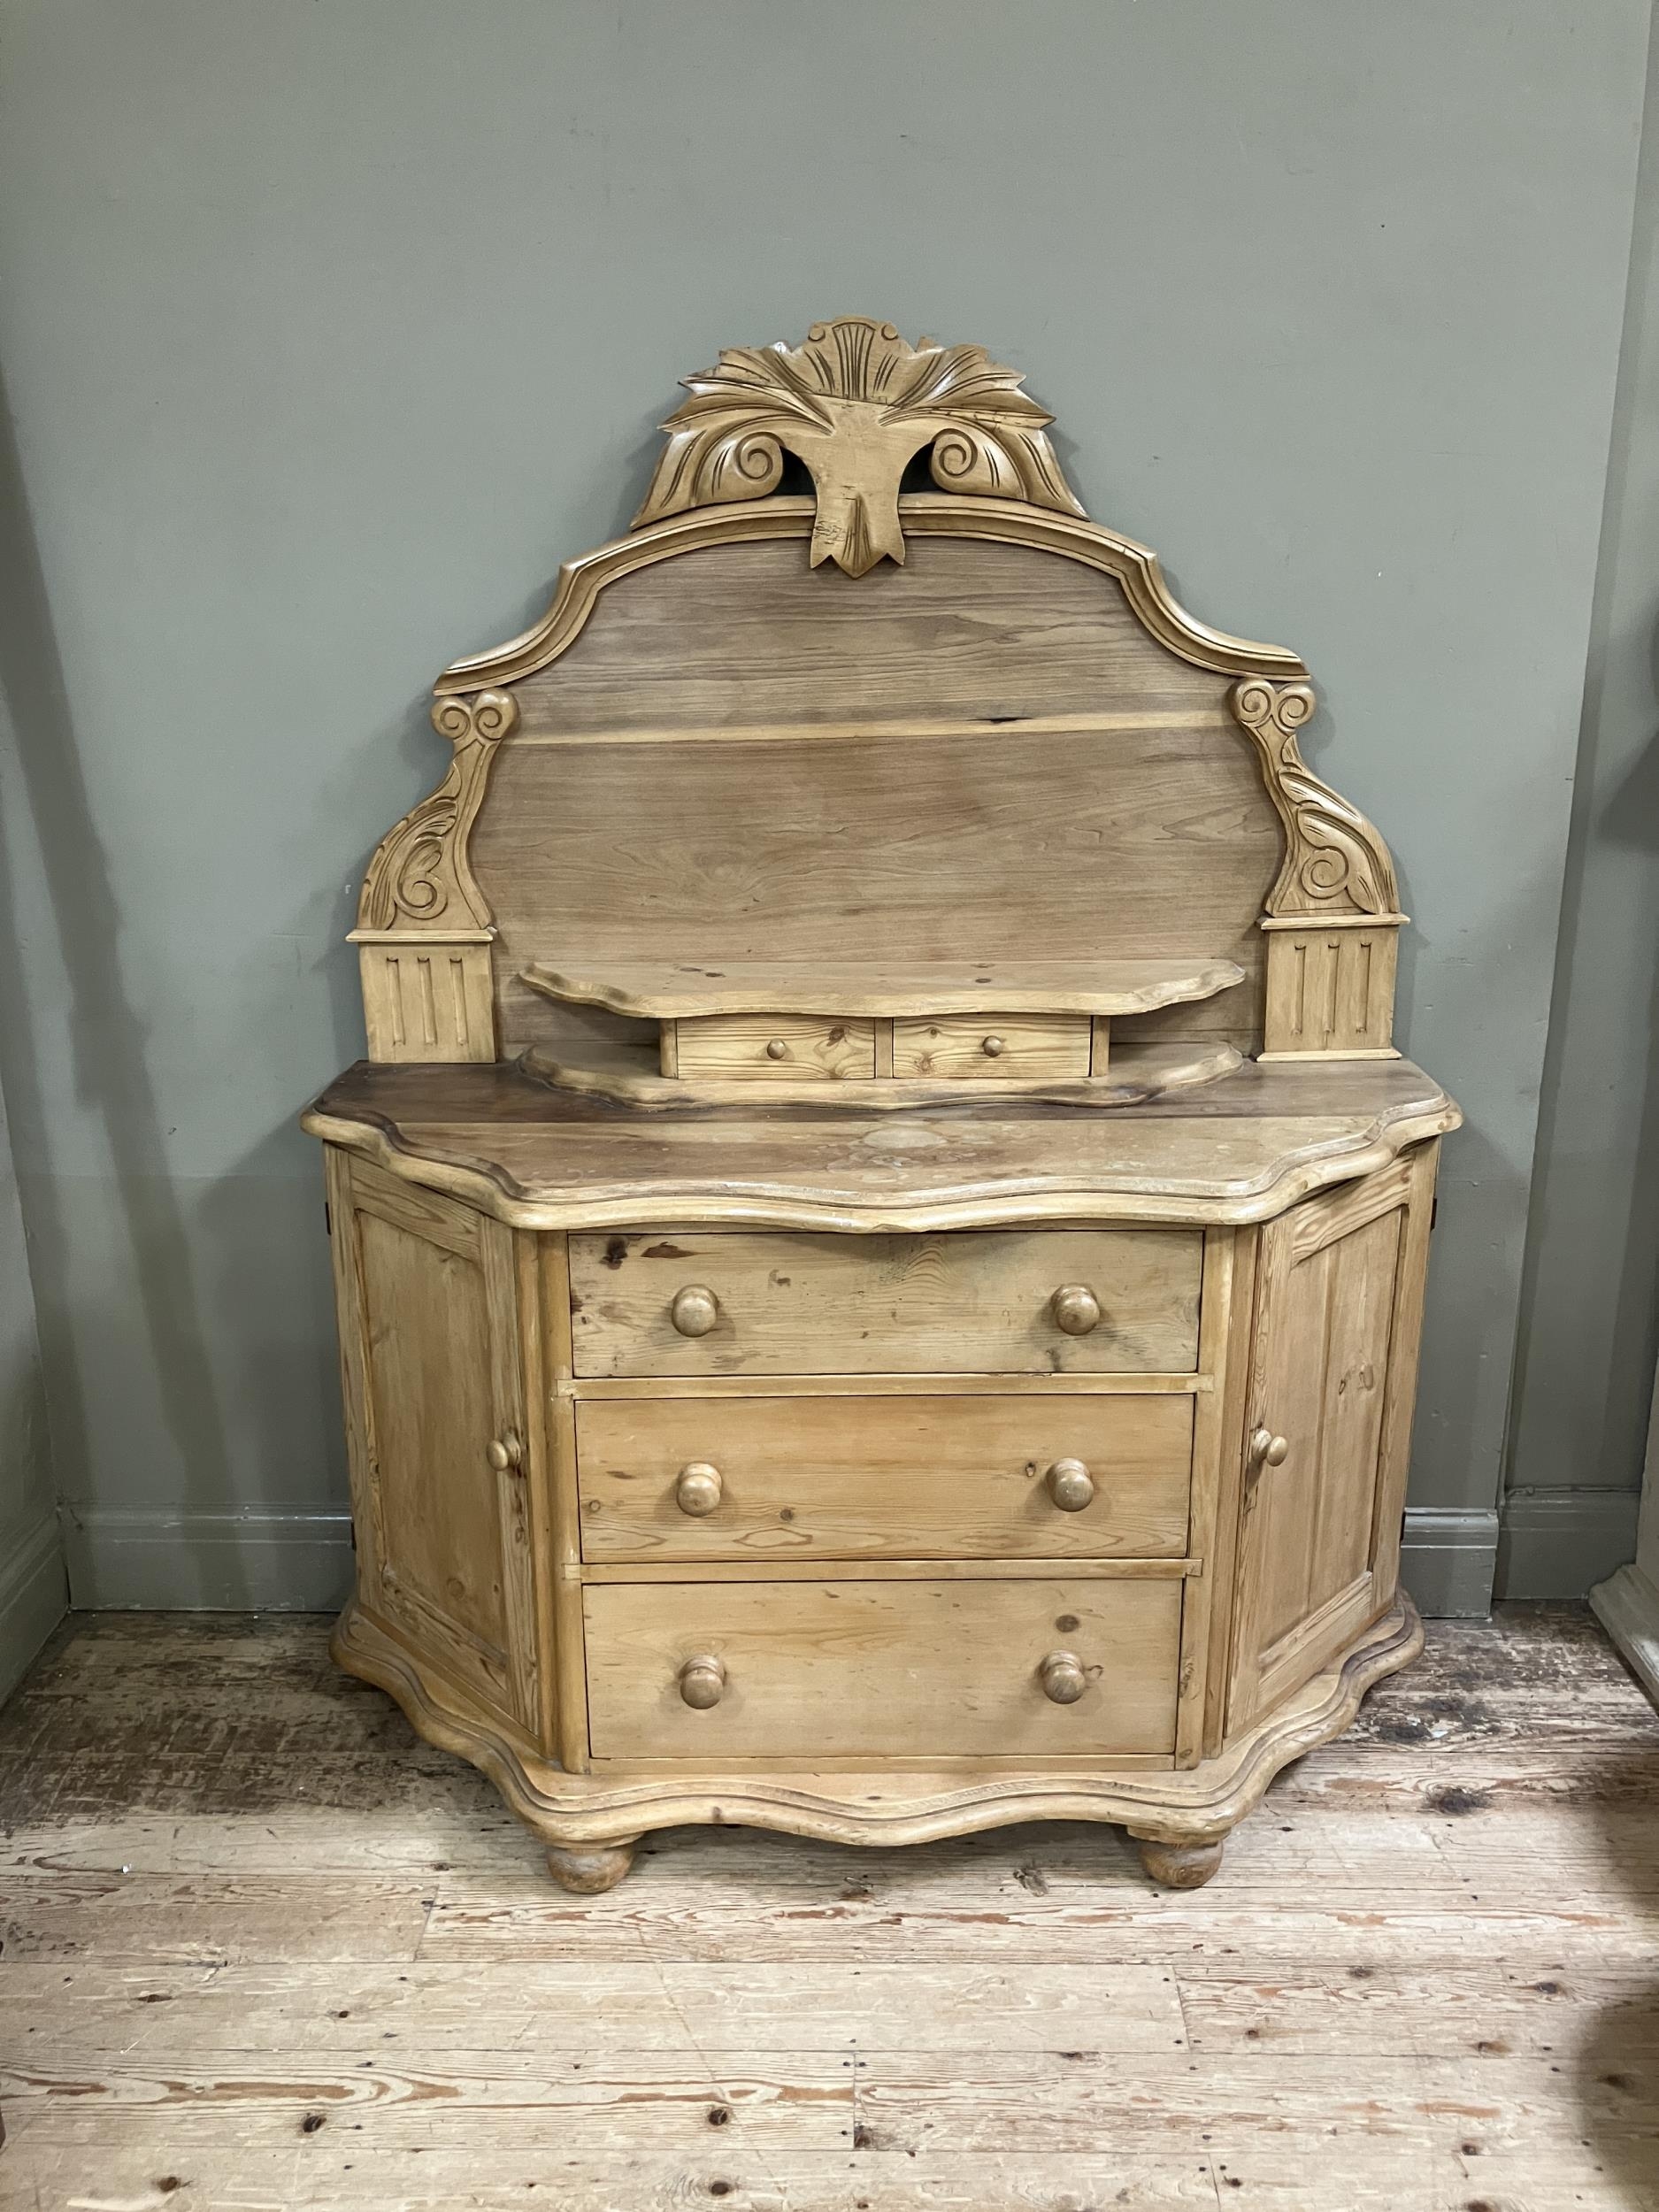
[
  {"left": 522, "top": 956, "right": 1246, "bottom": 1018},
  {"left": 581, "top": 1577, "right": 1183, "bottom": 1763},
  {"left": 1229, "top": 1149, "right": 1434, "bottom": 1729},
  {"left": 522, "top": 1031, "right": 1243, "bottom": 1110},
  {"left": 675, "top": 1012, "right": 877, "bottom": 1081},
  {"left": 891, "top": 1013, "right": 1091, "bottom": 1081},
  {"left": 328, "top": 1156, "right": 540, "bottom": 1740},
  {"left": 4, "top": 1609, "right": 1653, "bottom": 2211},
  {"left": 573, "top": 1390, "right": 1194, "bottom": 1563},
  {"left": 566, "top": 1225, "right": 1202, "bottom": 1378},
  {"left": 303, "top": 1056, "right": 1461, "bottom": 1232}
]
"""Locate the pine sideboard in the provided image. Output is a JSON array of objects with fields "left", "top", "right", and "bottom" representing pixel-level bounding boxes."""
[{"left": 306, "top": 318, "right": 1458, "bottom": 1891}]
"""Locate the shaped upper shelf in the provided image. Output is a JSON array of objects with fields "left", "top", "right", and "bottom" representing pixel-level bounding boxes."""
[{"left": 519, "top": 957, "right": 1245, "bottom": 1021}]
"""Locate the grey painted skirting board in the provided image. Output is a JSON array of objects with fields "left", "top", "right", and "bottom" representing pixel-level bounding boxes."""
[
  {"left": 63, "top": 1508, "right": 354, "bottom": 1610},
  {"left": 1590, "top": 1563, "right": 1659, "bottom": 1709},
  {"left": 0, "top": 1511, "right": 69, "bottom": 1700},
  {"left": 56, "top": 1496, "right": 1627, "bottom": 1617},
  {"left": 64, "top": 1502, "right": 1500, "bottom": 1619},
  {"left": 1400, "top": 1507, "right": 1499, "bottom": 1619},
  {"left": 1496, "top": 1488, "right": 1642, "bottom": 1601}
]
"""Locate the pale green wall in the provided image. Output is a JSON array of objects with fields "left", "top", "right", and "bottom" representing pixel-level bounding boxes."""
[
  {"left": 0, "top": 0, "right": 1649, "bottom": 1609},
  {"left": 1505, "top": 20, "right": 1659, "bottom": 1599},
  {"left": 0, "top": 1022, "right": 65, "bottom": 1691}
]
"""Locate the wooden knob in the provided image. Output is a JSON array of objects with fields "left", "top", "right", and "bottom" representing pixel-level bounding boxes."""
[
  {"left": 765, "top": 1038, "right": 788, "bottom": 1061},
  {"left": 486, "top": 1433, "right": 523, "bottom": 1472},
  {"left": 679, "top": 1655, "right": 726, "bottom": 1709},
  {"left": 1050, "top": 1285, "right": 1102, "bottom": 1337},
  {"left": 675, "top": 1463, "right": 723, "bottom": 1517},
  {"left": 671, "top": 1285, "right": 719, "bottom": 1337},
  {"left": 1250, "top": 1427, "right": 1289, "bottom": 1468},
  {"left": 981, "top": 1034, "right": 1007, "bottom": 1058},
  {"left": 1040, "top": 1650, "right": 1087, "bottom": 1705},
  {"left": 1046, "top": 1458, "right": 1095, "bottom": 1511}
]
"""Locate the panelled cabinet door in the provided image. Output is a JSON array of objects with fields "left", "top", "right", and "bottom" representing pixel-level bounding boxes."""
[
  {"left": 326, "top": 1153, "right": 540, "bottom": 1739},
  {"left": 1228, "top": 1146, "right": 1437, "bottom": 1732}
]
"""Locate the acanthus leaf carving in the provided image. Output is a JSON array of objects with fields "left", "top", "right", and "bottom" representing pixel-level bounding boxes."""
[
  {"left": 633, "top": 317, "right": 1086, "bottom": 578},
  {"left": 1229, "top": 679, "right": 1400, "bottom": 920},
  {"left": 356, "top": 688, "right": 518, "bottom": 933}
]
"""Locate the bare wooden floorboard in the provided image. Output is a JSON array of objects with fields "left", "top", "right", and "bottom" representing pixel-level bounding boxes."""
[
  {"left": 1, "top": 1605, "right": 1656, "bottom": 2212},
  {"left": 0, "top": 1869, "right": 436, "bottom": 1964},
  {"left": 0, "top": 2139, "right": 1229, "bottom": 2211},
  {"left": 0, "top": 1960, "right": 1189, "bottom": 2058}
]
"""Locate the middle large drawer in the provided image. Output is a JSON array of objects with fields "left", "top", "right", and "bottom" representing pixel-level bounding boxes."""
[{"left": 576, "top": 1392, "right": 1194, "bottom": 1562}]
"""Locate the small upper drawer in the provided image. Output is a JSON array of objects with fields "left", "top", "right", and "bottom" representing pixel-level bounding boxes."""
[
  {"left": 673, "top": 1014, "right": 875, "bottom": 1081},
  {"left": 892, "top": 1013, "right": 1090, "bottom": 1081},
  {"left": 584, "top": 1576, "right": 1183, "bottom": 1763},
  {"left": 567, "top": 1227, "right": 1203, "bottom": 1377},
  {"left": 576, "top": 1391, "right": 1194, "bottom": 1562}
]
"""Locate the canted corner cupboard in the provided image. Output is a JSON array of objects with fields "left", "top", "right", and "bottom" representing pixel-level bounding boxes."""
[{"left": 306, "top": 318, "right": 1457, "bottom": 1893}]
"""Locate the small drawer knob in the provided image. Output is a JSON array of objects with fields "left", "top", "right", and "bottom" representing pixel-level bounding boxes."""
[
  {"left": 1050, "top": 1284, "right": 1102, "bottom": 1337},
  {"left": 1249, "top": 1426, "right": 1290, "bottom": 1468},
  {"left": 1046, "top": 1458, "right": 1095, "bottom": 1511},
  {"left": 679, "top": 1654, "right": 726, "bottom": 1709},
  {"left": 675, "top": 1462, "right": 723, "bottom": 1517},
  {"left": 765, "top": 1038, "right": 788, "bottom": 1061},
  {"left": 1040, "top": 1650, "right": 1088, "bottom": 1705},
  {"left": 486, "top": 1433, "right": 523, "bottom": 1473},
  {"left": 670, "top": 1285, "right": 719, "bottom": 1338},
  {"left": 981, "top": 1034, "right": 1007, "bottom": 1058}
]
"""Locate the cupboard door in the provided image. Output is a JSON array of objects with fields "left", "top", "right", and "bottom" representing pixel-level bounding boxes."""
[
  {"left": 326, "top": 1152, "right": 540, "bottom": 1737},
  {"left": 1228, "top": 1148, "right": 1436, "bottom": 1732}
]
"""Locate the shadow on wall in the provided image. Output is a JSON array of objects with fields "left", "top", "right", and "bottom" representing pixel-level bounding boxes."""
[
  {"left": 1600, "top": 705, "right": 1659, "bottom": 1481},
  {"left": 0, "top": 356, "right": 238, "bottom": 1601}
]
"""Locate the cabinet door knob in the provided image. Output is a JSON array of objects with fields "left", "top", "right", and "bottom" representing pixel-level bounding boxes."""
[
  {"left": 670, "top": 1285, "right": 719, "bottom": 1337},
  {"left": 679, "top": 1654, "right": 726, "bottom": 1709},
  {"left": 486, "top": 1433, "right": 523, "bottom": 1472},
  {"left": 981, "top": 1034, "right": 1007, "bottom": 1058},
  {"left": 1046, "top": 1458, "right": 1095, "bottom": 1511},
  {"left": 1050, "top": 1284, "right": 1102, "bottom": 1336},
  {"left": 675, "top": 1463, "right": 723, "bottom": 1517},
  {"left": 1040, "top": 1650, "right": 1088, "bottom": 1704},
  {"left": 1249, "top": 1426, "right": 1289, "bottom": 1468},
  {"left": 765, "top": 1038, "right": 789, "bottom": 1061}
]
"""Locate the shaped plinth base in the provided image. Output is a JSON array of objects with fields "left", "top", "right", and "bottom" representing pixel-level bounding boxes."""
[
  {"left": 1135, "top": 1834, "right": 1225, "bottom": 1889},
  {"left": 545, "top": 1839, "right": 639, "bottom": 1893},
  {"left": 331, "top": 1596, "right": 1422, "bottom": 1876}
]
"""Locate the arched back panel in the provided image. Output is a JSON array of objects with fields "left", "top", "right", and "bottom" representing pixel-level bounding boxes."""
[{"left": 351, "top": 323, "right": 1400, "bottom": 1076}]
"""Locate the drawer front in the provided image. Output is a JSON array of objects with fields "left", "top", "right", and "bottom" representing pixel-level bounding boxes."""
[
  {"left": 892, "top": 1013, "right": 1090, "bottom": 1080},
  {"left": 577, "top": 1394, "right": 1194, "bottom": 1562},
  {"left": 584, "top": 1578, "right": 1182, "bottom": 1761},
  {"left": 675, "top": 1014, "right": 876, "bottom": 1081},
  {"left": 568, "top": 1227, "right": 1202, "bottom": 1378}
]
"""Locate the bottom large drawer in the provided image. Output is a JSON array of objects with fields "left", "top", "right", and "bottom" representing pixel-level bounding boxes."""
[{"left": 583, "top": 1578, "right": 1182, "bottom": 1763}]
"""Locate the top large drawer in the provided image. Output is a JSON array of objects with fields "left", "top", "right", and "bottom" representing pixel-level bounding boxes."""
[{"left": 567, "top": 1227, "right": 1202, "bottom": 1377}]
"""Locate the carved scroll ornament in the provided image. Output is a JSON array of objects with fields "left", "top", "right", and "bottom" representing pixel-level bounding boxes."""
[
  {"left": 1229, "top": 679, "right": 1402, "bottom": 922},
  {"left": 356, "top": 688, "right": 518, "bottom": 935},
  {"left": 634, "top": 317, "right": 1085, "bottom": 578}
]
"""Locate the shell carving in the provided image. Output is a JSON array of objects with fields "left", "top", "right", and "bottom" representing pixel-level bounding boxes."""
[{"left": 634, "top": 317, "right": 1086, "bottom": 577}]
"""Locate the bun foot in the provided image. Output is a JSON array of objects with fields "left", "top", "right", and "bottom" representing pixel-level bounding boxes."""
[
  {"left": 545, "top": 1838, "right": 639, "bottom": 1893},
  {"left": 1136, "top": 1834, "right": 1225, "bottom": 1889}
]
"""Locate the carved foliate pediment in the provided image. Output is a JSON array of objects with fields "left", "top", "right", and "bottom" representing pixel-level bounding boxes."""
[{"left": 634, "top": 317, "right": 1086, "bottom": 577}]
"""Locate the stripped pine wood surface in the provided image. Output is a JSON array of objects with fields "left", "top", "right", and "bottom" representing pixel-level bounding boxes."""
[{"left": 1, "top": 1607, "right": 1656, "bottom": 2210}]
